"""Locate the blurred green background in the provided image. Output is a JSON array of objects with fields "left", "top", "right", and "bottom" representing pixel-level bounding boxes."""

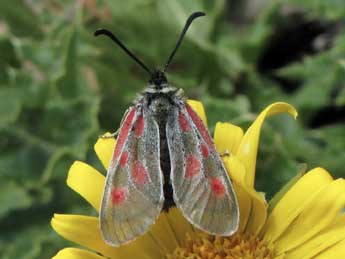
[{"left": 0, "top": 0, "right": 344, "bottom": 258}]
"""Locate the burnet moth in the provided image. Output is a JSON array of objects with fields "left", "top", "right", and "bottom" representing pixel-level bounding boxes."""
[{"left": 95, "top": 11, "right": 239, "bottom": 247}]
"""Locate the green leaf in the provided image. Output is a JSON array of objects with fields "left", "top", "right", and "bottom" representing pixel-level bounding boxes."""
[
  {"left": 56, "top": 28, "right": 82, "bottom": 99},
  {"left": 0, "top": 0, "right": 42, "bottom": 39},
  {"left": 0, "top": 37, "right": 21, "bottom": 68},
  {"left": 268, "top": 163, "right": 307, "bottom": 213},
  {"left": 0, "top": 223, "right": 70, "bottom": 259},
  {"left": 157, "top": 0, "right": 216, "bottom": 49},
  {"left": 0, "top": 181, "right": 33, "bottom": 219},
  {"left": 203, "top": 94, "right": 252, "bottom": 131},
  {"left": 0, "top": 89, "right": 22, "bottom": 125},
  {"left": 280, "top": 0, "right": 345, "bottom": 20}
]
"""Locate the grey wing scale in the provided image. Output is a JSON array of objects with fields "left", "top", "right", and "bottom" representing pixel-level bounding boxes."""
[
  {"left": 100, "top": 105, "right": 164, "bottom": 247},
  {"left": 166, "top": 104, "right": 239, "bottom": 236}
]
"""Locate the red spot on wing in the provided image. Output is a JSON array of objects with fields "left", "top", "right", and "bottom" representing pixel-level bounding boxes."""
[
  {"left": 134, "top": 115, "right": 144, "bottom": 137},
  {"left": 179, "top": 111, "right": 192, "bottom": 132},
  {"left": 132, "top": 161, "right": 148, "bottom": 185},
  {"left": 119, "top": 151, "right": 128, "bottom": 167},
  {"left": 111, "top": 187, "right": 127, "bottom": 205},
  {"left": 201, "top": 143, "right": 209, "bottom": 158},
  {"left": 210, "top": 177, "right": 226, "bottom": 198},
  {"left": 185, "top": 154, "right": 201, "bottom": 178},
  {"left": 113, "top": 108, "right": 136, "bottom": 161},
  {"left": 186, "top": 104, "right": 214, "bottom": 149}
]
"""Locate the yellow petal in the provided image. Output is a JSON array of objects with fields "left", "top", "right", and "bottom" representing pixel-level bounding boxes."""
[
  {"left": 187, "top": 99, "right": 207, "bottom": 126},
  {"left": 165, "top": 207, "right": 195, "bottom": 245},
  {"left": 223, "top": 155, "right": 246, "bottom": 186},
  {"left": 67, "top": 161, "right": 105, "bottom": 212},
  {"left": 273, "top": 254, "right": 286, "bottom": 259},
  {"left": 236, "top": 102, "right": 297, "bottom": 187},
  {"left": 268, "top": 165, "right": 306, "bottom": 213},
  {"left": 51, "top": 214, "right": 116, "bottom": 258},
  {"left": 214, "top": 122, "right": 243, "bottom": 155},
  {"left": 313, "top": 239, "right": 345, "bottom": 259},
  {"left": 286, "top": 215, "right": 345, "bottom": 259},
  {"left": 274, "top": 178, "right": 345, "bottom": 253},
  {"left": 51, "top": 214, "right": 162, "bottom": 259},
  {"left": 94, "top": 133, "right": 116, "bottom": 169},
  {"left": 244, "top": 187, "right": 267, "bottom": 235},
  {"left": 149, "top": 213, "right": 180, "bottom": 254},
  {"left": 52, "top": 247, "right": 106, "bottom": 259},
  {"left": 262, "top": 168, "right": 333, "bottom": 243},
  {"left": 233, "top": 183, "right": 251, "bottom": 233}
]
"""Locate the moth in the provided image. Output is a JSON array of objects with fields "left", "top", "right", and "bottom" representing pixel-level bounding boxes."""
[{"left": 95, "top": 12, "right": 239, "bottom": 247}]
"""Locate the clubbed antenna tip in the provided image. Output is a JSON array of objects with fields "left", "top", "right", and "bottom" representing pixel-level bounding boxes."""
[{"left": 163, "top": 12, "right": 205, "bottom": 72}]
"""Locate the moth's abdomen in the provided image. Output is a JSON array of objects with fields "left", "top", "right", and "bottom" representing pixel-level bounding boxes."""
[
  {"left": 161, "top": 134, "right": 175, "bottom": 210},
  {"left": 152, "top": 101, "right": 175, "bottom": 210},
  {"left": 146, "top": 92, "right": 182, "bottom": 210}
]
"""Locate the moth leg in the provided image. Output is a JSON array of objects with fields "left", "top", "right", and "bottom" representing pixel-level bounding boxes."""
[
  {"left": 220, "top": 149, "right": 230, "bottom": 157},
  {"left": 99, "top": 131, "right": 118, "bottom": 139}
]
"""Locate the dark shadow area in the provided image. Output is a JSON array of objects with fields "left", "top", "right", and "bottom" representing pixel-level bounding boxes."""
[{"left": 257, "top": 13, "right": 336, "bottom": 93}]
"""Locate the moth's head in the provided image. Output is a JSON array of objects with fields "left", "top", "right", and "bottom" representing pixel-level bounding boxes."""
[{"left": 149, "top": 70, "right": 168, "bottom": 88}]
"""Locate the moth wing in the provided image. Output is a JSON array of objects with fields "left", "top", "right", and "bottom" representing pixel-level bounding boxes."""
[
  {"left": 167, "top": 103, "right": 239, "bottom": 236},
  {"left": 100, "top": 105, "right": 164, "bottom": 246}
]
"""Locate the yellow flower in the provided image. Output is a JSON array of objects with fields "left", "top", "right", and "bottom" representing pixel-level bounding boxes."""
[{"left": 51, "top": 100, "right": 345, "bottom": 259}]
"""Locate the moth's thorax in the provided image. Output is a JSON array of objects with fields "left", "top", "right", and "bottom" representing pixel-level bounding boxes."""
[
  {"left": 143, "top": 83, "right": 184, "bottom": 116},
  {"left": 148, "top": 95, "right": 174, "bottom": 115}
]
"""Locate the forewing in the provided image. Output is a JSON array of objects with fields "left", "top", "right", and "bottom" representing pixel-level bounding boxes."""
[
  {"left": 100, "top": 105, "right": 164, "bottom": 246},
  {"left": 167, "top": 103, "right": 239, "bottom": 236}
]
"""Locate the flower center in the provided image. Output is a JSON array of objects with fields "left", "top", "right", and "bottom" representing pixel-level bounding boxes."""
[{"left": 166, "top": 232, "right": 275, "bottom": 259}]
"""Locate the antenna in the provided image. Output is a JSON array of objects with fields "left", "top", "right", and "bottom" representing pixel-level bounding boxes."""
[
  {"left": 163, "top": 11, "right": 205, "bottom": 73},
  {"left": 94, "top": 29, "right": 153, "bottom": 76}
]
